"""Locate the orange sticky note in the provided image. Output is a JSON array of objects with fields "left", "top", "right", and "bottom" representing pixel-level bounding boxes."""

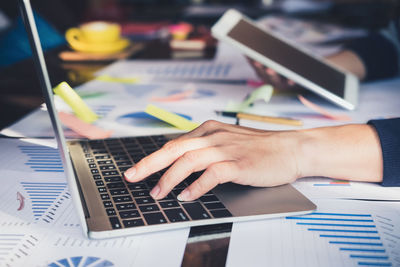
[
  {"left": 298, "top": 95, "right": 352, "bottom": 121},
  {"left": 58, "top": 112, "right": 113, "bottom": 139}
]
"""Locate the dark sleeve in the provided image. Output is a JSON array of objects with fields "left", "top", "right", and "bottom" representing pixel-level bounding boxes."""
[
  {"left": 368, "top": 118, "right": 400, "bottom": 186},
  {"left": 343, "top": 33, "right": 399, "bottom": 81}
]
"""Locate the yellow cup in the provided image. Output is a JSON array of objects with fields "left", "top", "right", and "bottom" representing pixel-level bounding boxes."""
[{"left": 66, "top": 21, "right": 129, "bottom": 53}]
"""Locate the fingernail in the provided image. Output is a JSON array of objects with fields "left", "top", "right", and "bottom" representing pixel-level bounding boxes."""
[
  {"left": 124, "top": 167, "right": 136, "bottom": 181},
  {"left": 150, "top": 185, "right": 160, "bottom": 199},
  {"left": 177, "top": 189, "right": 190, "bottom": 202}
]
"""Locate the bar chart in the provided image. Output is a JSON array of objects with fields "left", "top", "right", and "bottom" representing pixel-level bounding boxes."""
[
  {"left": 96, "top": 60, "right": 259, "bottom": 82},
  {"left": 227, "top": 200, "right": 400, "bottom": 267},
  {"left": 21, "top": 182, "right": 68, "bottom": 223},
  {"left": 0, "top": 233, "right": 39, "bottom": 266},
  {"left": 92, "top": 105, "right": 115, "bottom": 117},
  {"left": 19, "top": 145, "right": 64, "bottom": 173},
  {"left": 146, "top": 62, "right": 233, "bottom": 79},
  {"left": 286, "top": 212, "right": 396, "bottom": 266}
]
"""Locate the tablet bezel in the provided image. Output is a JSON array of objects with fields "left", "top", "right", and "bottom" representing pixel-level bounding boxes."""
[{"left": 211, "top": 9, "right": 359, "bottom": 110}]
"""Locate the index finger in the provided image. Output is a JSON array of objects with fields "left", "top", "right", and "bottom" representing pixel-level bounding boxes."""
[{"left": 124, "top": 137, "right": 210, "bottom": 183}]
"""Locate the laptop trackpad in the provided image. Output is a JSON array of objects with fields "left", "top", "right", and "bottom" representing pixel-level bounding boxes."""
[{"left": 213, "top": 183, "right": 315, "bottom": 217}]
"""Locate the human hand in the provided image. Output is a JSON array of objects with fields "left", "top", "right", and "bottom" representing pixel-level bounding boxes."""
[
  {"left": 247, "top": 58, "right": 296, "bottom": 90},
  {"left": 248, "top": 49, "right": 367, "bottom": 85},
  {"left": 124, "top": 120, "right": 302, "bottom": 201}
]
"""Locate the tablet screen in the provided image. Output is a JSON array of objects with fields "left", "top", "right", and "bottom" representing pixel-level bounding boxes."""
[{"left": 227, "top": 19, "right": 345, "bottom": 98}]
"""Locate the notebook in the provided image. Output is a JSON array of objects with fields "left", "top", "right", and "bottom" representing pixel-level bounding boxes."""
[{"left": 18, "top": 0, "right": 316, "bottom": 239}]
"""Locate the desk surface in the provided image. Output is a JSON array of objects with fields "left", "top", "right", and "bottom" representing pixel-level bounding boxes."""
[
  {"left": 0, "top": 40, "right": 216, "bottom": 130},
  {"left": 1, "top": 36, "right": 400, "bottom": 266}
]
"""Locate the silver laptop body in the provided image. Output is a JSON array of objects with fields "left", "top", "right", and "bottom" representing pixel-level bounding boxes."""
[{"left": 19, "top": 0, "right": 316, "bottom": 239}]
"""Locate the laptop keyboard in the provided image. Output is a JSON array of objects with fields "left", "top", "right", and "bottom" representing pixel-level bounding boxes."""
[{"left": 80, "top": 135, "right": 232, "bottom": 230}]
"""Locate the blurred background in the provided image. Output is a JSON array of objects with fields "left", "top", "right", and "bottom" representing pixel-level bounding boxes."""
[{"left": 0, "top": 0, "right": 399, "bottom": 129}]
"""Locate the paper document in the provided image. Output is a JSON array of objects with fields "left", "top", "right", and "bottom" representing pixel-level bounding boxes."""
[
  {"left": 95, "top": 59, "right": 258, "bottom": 81},
  {"left": 234, "top": 77, "right": 400, "bottom": 131},
  {"left": 0, "top": 224, "right": 189, "bottom": 267},
  {"left": 0, "top": 138, "right": 190, "bottom": 267},
  {"left": 0, "top": 138, "right": 64, "bottom": 175},
  {"left": 1, "top": 81, "right": 254, "bottom": 138},
  {"left": 293, "top": 177, "right": 400, "bottom": 201},
  {"left": 227, "top": 199, "right": 400, "bottom": 267},
  {"left": 2, "top": 77, "right": 400, "bottom": 138}
]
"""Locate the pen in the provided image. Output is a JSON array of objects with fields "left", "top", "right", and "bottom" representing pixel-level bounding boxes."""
[{"left": 215, "top": 111, "right": 303, "bottom": 126}]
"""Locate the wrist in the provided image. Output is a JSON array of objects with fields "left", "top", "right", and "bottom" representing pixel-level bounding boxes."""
[
  {"left": 296, "top": 124, "right": 383, "bottom": 182},
  {"left": 292, "top": 129, "right": 316, "bottom": 179}
]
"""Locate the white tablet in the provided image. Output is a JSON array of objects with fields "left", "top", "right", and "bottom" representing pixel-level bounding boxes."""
[{"left": 211, "top": 9, "right": 359, "bottom": 110}]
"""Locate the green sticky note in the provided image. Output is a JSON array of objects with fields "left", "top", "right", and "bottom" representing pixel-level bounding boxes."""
[
  {"left": 77, "top": 91, "right": 107, "bottom": 99},
  {"left": 53, "top": 82, "right": 98, "bottom": 123},
  {"left": 145, "top": 104, "right": 199, "bottom": 131},
  {"left": 226, "top": 85, "right": 273, "bottom": 112}
]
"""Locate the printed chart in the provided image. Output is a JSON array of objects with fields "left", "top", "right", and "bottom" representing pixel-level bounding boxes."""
[
  {"left": 92, "top": 105, "right": 115, "bottom": 118},
  {"left": 22, "top": 227, "right": 189, "bottom": 267},
  {"left": 0, "top": 233, "right": 39, "bottom": 267},
  {"left": 293, "top": 177, "right": 400, "bottom": 201},
  {"left": 95, "top": 60, "right": 258, "bottom": 81},
  {"left": 21, "top": 182, "right": 69, "bottom": 222},
  {"left": 145, "top": 62, "right": 233, "bottom": 79},
  {"left": 286, "top": 212, "right": 394, "bottom": 266},
  {"left": 150, "top": 87, "right": 216, "bottom": 102},
  {"left": 227, "top": 200, "right": 400, "bottom": 267},
  {"left": 47, "top": 256, "right": 114, "bottom": 267},
  {"left": 312, "top": 180, "right": 351, "bottom": 187},
  {"left": 0, "top": 139, "right": 65, "bottom": 176},
  {"left": 19, "top": 145, "right": 64, "bottom": 173},
  {"left": 116, "top": 111, "right": 192, "bottom": 128}
]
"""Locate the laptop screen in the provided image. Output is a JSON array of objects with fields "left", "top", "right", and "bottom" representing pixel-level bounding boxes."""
[{"left": 18, "top": 0, "right": 89, "bottom": 235}]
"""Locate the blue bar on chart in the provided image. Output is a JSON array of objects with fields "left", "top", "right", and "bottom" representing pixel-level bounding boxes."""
[
  {"left": 21, "top": 182, "right": 68, "bottom": 222},
  {"left": 92, "top": 105, "right": 115, "bottom": 117},
  {"left": 19, "top": 145, "right": 64, "bottom": 173},
  {"left": 313, "top": 180, "right": 351, "bottom": 187},
  {"left": 286, "top": 212, "right": 393, "bottom": 266}
]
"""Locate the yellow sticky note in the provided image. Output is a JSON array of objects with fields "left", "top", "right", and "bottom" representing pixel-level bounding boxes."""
[
  {"left": 145, "top": 104, "right": 199, "bottom": 131},
  {"left": 53, "top": 82, "right": 98, "bottom": 123},
  {"left": 96, "top": 75, "right": 139, "bottom": 84}
]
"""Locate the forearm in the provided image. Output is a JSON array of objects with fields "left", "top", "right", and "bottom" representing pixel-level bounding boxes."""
[
  {"left": 326, "top": 50, "right": 366, "bottom": 80},
  {"left": 340, "top": 33, "right": 399, "bottom": 81},
  {"left": 297, "top": 124, "right": 383, "bottom": 183}
]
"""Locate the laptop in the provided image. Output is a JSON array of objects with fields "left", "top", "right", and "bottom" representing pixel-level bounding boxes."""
[{"left": 18, "top": 0, "right": 316, "bottom": 239}]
